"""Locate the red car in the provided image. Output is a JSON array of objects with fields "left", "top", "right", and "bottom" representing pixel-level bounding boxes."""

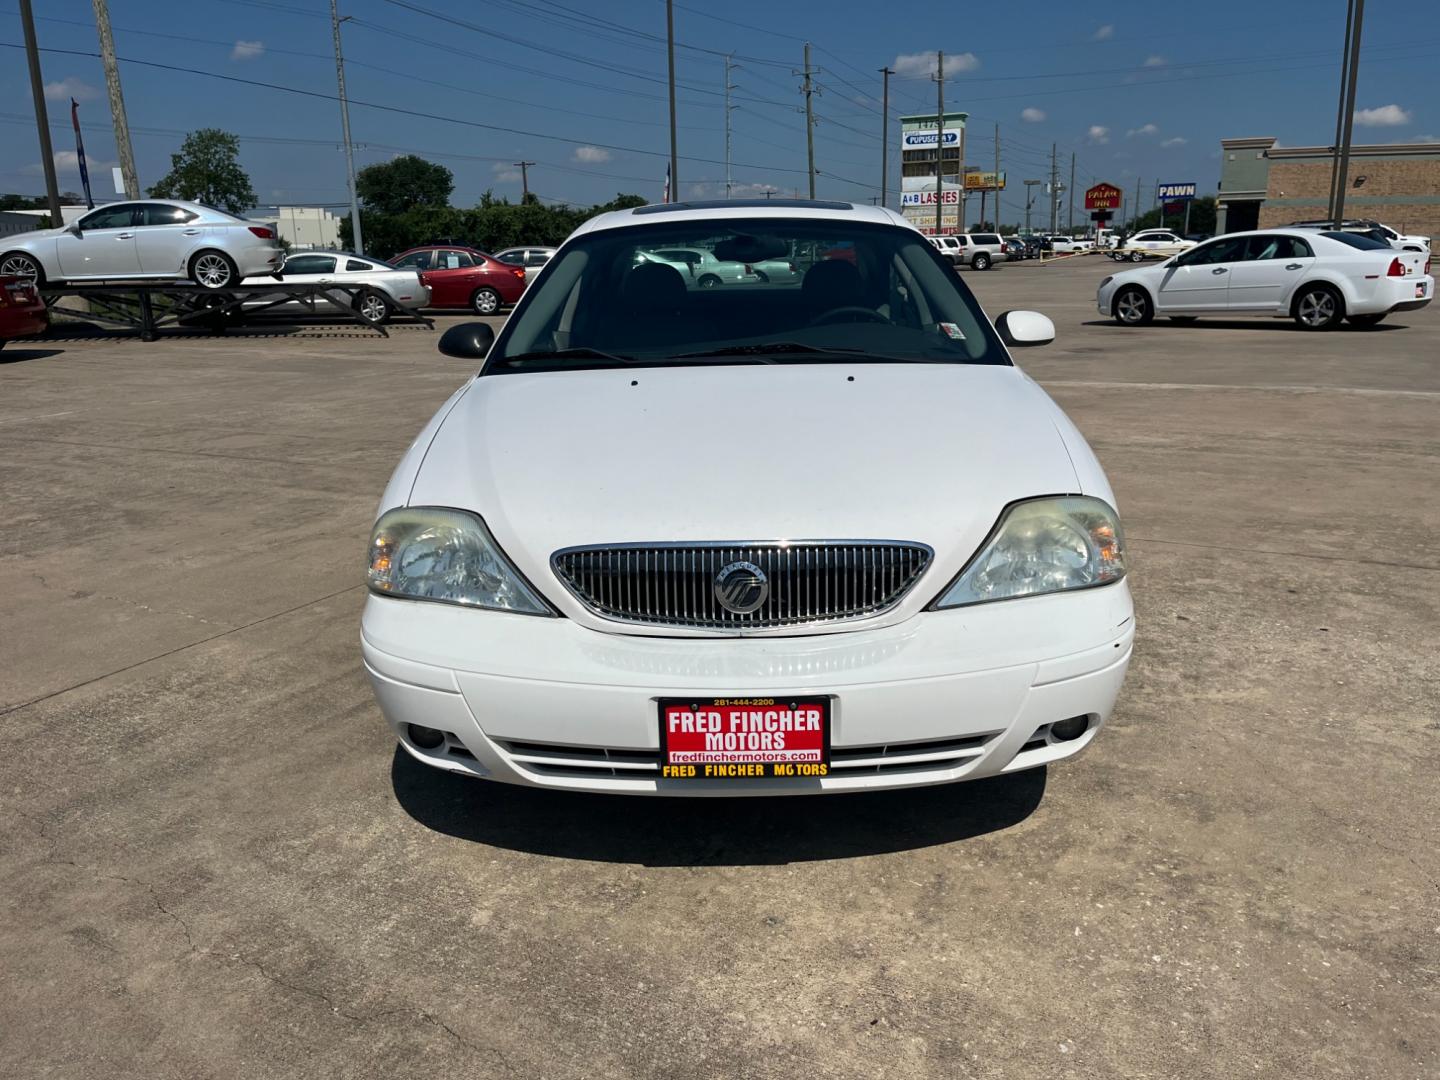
[
  {"left": 391, "top": 246, "right": 527, "bottom": 315},
  {"left": 0, "top": 274, "right": 48, "bottom": 350}
]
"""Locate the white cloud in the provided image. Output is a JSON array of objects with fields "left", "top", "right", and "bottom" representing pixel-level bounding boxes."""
[
  {"left": 1092, "top": 24, "right": 1115, "bottom": 41},
  {"left": 1020, "top": 107, "right": 1046, "bottom": 123},
  {"left": 1353, "top": 104, "right": 1411, "bottom": 126},
  {"left": 23, "top": 150, "right": 115, "bottom": 176},
  {"left": 892, "top": 51, "right": 980, "bottom": 78},
  {"left": 43, "top": 77, "right": 97, "bottom": 102},
  {"left": 491, "top": 163, "right": 522, "bottom": 182},
  {"left": 572, "top": 145, "right": 613, "bottom": 164},
  {"left": 1161, "top": 136, "right": 1187, "bottom": 148},
  {"left": 1088, "top": 125, "right": 1110, "bottom": 144},
  {"left": 1413, "top": 133, "right": 1439, "bottom": 143},
  {"left": 684, "top": 181, "right": 779, "bottom": 199},
  {"left": 1126, "top": 123, "right": 1158, "bottom": 138},
  {"left": 1143, "top": 55, "right": 1167, "bottom": 67},
  {"left": 231, "top": 39, "right": 265, "bottom": 61}
]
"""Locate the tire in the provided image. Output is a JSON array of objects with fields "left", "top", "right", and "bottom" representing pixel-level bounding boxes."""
[
  {"left": 1113, "top": 286, "right": 1153, "bottom": 326},
  {"left": 354, "top": 290, "right": 391, "bottom": 325},
  {"left": 972, "top": 253, "right": 991, "bottom": 271},
  {"left": 1168, "top": 316, "right": 1198, "bottom": 324},
  {"left": 470, "top": 287, "right": 501, "bottom": 315},
  {"left": 1292, "top": 284, "right": 1344, "bottom": 330},
  {"left": 1128, "top": 251, "right": 1144, "bottom": 263},
  {"left": 1346, "top": 313, "right": 1385, "bottom": 328},
  {"left": 1, "top": 250, "right": 45, "bottom": 284},
  {"left": 189, "top": 250, "right": 238, "bottom": 289},
  {"left": 697, "top": 274, "right": 722, "bottom": 288}
]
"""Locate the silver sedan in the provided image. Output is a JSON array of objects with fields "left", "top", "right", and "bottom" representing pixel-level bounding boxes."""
[
  {"left": 240, "top": 252, "right": 430, "bottom": 324},
  {"left": 0, "top": 199, "right": 283, "bottom": 289}
]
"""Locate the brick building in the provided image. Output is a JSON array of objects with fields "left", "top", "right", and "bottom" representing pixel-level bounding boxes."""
[{"left": 1216, "top": 137, "right": 1440, "bottom": 238}]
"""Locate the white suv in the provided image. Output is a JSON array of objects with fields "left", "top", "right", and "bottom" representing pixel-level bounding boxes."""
[{"left": 930, "top": 233, "right": 1007, "bottom": 270}]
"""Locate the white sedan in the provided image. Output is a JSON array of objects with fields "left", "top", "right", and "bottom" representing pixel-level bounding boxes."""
[
  {"left": 361, "top": 201, "right": 1134, "bottom": 796},
  {"left": 1114, "top": 229, "right": 1196, "bottom": 262},
  {"left": 1097, "top": 228, "right": 1432, "bottom": 330},
  {"left": 240, "top": 252, "right": 429, "bottom": 324}
]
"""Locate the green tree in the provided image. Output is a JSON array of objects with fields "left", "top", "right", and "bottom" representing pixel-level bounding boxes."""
[
  {"left": 148, "top": 128, "right": 257, "bottom": 214},
  {"left": 1127, "top": 195, "right": 1216, "bottom": 236},
  {"left": 355, "top": 155, "right": 454, "bottom": 216}
]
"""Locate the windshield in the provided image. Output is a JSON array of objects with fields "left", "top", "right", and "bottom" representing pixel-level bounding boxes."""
[{"left": 485, "top": 218, "right": 1008, "bottom": 372}]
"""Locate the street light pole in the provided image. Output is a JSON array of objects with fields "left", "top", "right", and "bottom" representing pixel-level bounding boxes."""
[
  {"left": 666, "top": 0, "right": 679, "bottom": 200},
  {"left": 1332, "top": 0, "right": 1366, "bottom": 227},
  {"left": 329, "top": 0, "right": 363, "bottom": 254},
  {"left": 879, "top": 66, "right": 893, "bottom": 208}
]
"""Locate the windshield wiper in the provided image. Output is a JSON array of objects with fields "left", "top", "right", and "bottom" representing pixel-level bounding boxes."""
[
  {"left": 666, "top": 342, "right": 877, "bottom": 359},
  {"left": 499, "top": 347, "right": 638, "bottom": 366}
]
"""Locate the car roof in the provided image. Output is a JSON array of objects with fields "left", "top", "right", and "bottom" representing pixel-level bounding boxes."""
[{"left": 571, "top": 199, "right": 915, "bottom": 239}]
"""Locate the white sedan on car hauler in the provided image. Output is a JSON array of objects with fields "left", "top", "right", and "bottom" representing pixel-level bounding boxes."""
[
  {"left": 362, "top": 199, "right": 1133, "bottom": 796},
  {"left": 1097, "top": 228, "right": 1432, "bottom": 330},
  {"left": 240, "top": 251, "right": 429, "bottom": 324}
]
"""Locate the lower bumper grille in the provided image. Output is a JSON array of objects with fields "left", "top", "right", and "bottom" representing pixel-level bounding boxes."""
[{"left": 552, "top": 541, "right": 933, "bottom": 631}]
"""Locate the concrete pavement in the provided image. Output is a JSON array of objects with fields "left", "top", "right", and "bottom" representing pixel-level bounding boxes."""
[{"left": 1, "top": 262, "right": 1436, "bottom": 1078}]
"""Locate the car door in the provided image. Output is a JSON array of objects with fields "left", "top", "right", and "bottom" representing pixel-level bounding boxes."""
[
  {"left": 274, "top": 253, "right": 336, "bottom": 285},
  {"left": 425, "top": 248, "right": 481, "bottom": 307},
  {"left": 135, "top": 203, "right": 202, "bottom": 276},
  {"left": 1226, "top": 234, "right": 1315, "bottom": 311},
  {"left": 1153, "top": 235, "right": 1248, "bottom": 312},
  {"left": 56, "top": 203, "right": 143, "bottom": 279}
]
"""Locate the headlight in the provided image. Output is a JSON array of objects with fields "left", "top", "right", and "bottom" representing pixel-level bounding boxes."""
[
  {"left": 367, "top": 507, "right": 553, "bottom": 615},
  {"left": 932, "top": 496, "right": 1126, "bottom": 608}
]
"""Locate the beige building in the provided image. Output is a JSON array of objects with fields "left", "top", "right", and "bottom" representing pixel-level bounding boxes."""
[{"left": 1216, "top": 137, "right": 1440, "bottom": 237}]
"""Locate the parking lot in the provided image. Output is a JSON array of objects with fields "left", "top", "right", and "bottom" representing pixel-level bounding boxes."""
[{"left": 2, "top": 255, "right": 1436, "bottom": 1078}]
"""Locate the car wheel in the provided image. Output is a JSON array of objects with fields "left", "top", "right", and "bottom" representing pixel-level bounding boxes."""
[
  {"left": 354, "top": 290, "right": 391, "bottom": 325},
  {"left": 1113, "top": 286, "right": 1153, "bottom": 326},
  {"left": 0, "top": 251, "right": 45, "bottom": 284},
  {"left": 1128, "top": 251, "right": 1144, "bottom": 262},
  {"left": 1346, "top": 313, "right": 1385, "bottom": 328},
  {"left": 972, "top": 253, "right": 991, "bottom": 271},
  {"left": 1168, "top": 316, "right": 1198, "bottom": 324},
  {"left": 190, "top": 250, "right": 238, "bottom": 289},
  {"left": 697, "top": 274, "right": 722, "bottom": 288},
  {"left": 470, "top": 287, "right": 501, "bottom": 315},
  {"left": 1293, "top": 284, "right": 1344, "bottom": 330}
]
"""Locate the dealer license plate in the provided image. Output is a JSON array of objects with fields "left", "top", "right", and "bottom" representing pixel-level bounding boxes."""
[
  {"left": 659, "top": 697, "right": 830, "bottom": 780},
  {"left": 1417, "top": 282, "right": 1427, "bottom": 299}
]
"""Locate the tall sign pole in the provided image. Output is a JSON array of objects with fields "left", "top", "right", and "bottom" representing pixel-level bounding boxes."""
[
  {"left": 724, "top": 55, "right": 736, "bottom": 200},
  {"left": 92, "top": 0, "right": 138, "bottom": 198},
  {"left": 802, "top": 43, "right": 817, "bottom": 199},
  {"left": 994, "top": 123, "right": 1001, "bottom": 231},
  {"left": 1068, "top": 152, "right": 1076, "bottom": 233},
  {"left": 1333, "top": 0, "right": 1365, "bottom": 227},
  {"left": 19, "top": 0, "right": 62, "bottom": 223},
  {"left": 879, "top": 67, "right": 893, "bottom": 208},
  {"left": 330, "top": 0, "right": 364, "bottom": 254},
  {"left": 932, "top": 52, "right": 945, "bottom": 235},
  {"left": 1327, "top": 0, "right": 1357, "bottom": 225},
  {"left": 666, "top": 0, "right": 679, "bottom": 200}
]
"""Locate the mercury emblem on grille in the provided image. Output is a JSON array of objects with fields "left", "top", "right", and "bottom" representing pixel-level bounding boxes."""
[{"left": 713, "top": 560, "right": 769, "bottom": 614}]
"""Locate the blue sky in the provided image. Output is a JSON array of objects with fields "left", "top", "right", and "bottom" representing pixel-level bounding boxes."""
[{"left": 2, "top": 0, "right": 1436, "bottom": 215}]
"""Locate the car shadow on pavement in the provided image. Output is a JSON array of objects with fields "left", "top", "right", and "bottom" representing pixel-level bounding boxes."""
[
  {"left": 1081, "top": 319, "right": 1406, "bottom": 332},
  {"left": 390, "top": 748, "right": 1046, "bottom": 866},
  {"left": 0, "top": 347, "right": 64, "bottom": 364}
]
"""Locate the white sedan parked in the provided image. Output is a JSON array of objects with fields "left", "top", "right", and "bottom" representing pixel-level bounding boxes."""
[
  {"left": 1114, "top": 229, "right": 1196, "bottom": 262},
  {"left": 240, "top": 252, "right": 429, "bottom": 324},
  {"left": 362, "top": 201, "right": 1133, "bottom": 796},
  {"left": 1097, "top": 228, "right": 1432, "bottom": 330}
]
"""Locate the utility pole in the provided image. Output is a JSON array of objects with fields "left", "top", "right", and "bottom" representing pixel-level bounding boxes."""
[
  {"left": 801, "top": 43, "right": 817, "bottom": 199},
  {"left": 19, "top": 0, "right": 61, "bottom": 223},
  {"left": 665, "top": 0, "right": 678, "bottom": 200},
  {"left": 994, "top": 122, "right": 1001, "bottom": 232},
  {"left": 1333, "top": 0, "right": 1365, "bottom": 226},
  {"left": 1327, "top": 0, "right": 1357, "bottom": 225},
  {"left": 1024, "top": 179, "right": 1040, "bottom": 234},
  {"left": 1049, "top": 142, "right": 1058, "bottom": 233},
  {"left": 724, "top": 55, "right": 736, "bottom": 199},
  {"left": 932, "top": 51, "right": 945, "bottom": 235},
  {"left": 1132, "top": 177, "right": 1141, "bottom": 229},
  {"left": 92, "top": 0, "right": 138, "bottom": 198},
  {"left": 513, "top": 160, "right": 535, "bottom": 201},
  {"left": 879, "top": 66, "right": 893, "bottom": 208},
  {"left": 1068, "top": 152, "right": 1076, "bottom": 233},
  {"left": 329, "top": 0, "right": 364, "bottom": 254}
]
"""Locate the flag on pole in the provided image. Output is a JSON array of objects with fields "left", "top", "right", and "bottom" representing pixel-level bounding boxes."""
[
  {"left": 662, "top": 163, "right": 671, "bottom": 204},
  {"left": 71, "top": 99, "right": 94, "bottom": 209}
]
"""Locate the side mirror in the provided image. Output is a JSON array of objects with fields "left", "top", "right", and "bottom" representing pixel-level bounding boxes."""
[
  {"left": 65, "top": 222, "right": 82, "bottom": 237},
  {"left": 994, "top": 310, "right": 1055, "bottom": 348},
  {"left": 438, "top": 321, "right": 495, "bottom": 360}
]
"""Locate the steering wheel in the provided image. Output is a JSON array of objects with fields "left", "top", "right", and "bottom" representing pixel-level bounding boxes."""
[{"left": 809, "top": 305, "right": 887, "bottom": 327}]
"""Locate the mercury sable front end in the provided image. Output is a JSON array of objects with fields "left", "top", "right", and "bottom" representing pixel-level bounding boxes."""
[{"left": 363, "top": 201, "right": 1133, "bottom": 795}]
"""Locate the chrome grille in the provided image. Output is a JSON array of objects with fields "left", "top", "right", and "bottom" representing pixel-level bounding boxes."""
[{"left": 551, "top": 541, "right": 933, "bottom": 630}]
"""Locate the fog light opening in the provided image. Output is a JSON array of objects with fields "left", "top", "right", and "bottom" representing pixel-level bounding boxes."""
[
  {"left": 407, "top": 724, "right": 446, "bottom": 750},
  {"left": 1050, "top": 715, "right": 1090, "bottom": 742}
]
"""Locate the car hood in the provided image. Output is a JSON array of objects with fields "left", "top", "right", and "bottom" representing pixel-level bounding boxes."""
[{"left": 407, "top": 362, "right": 1083, "bottom": 609}]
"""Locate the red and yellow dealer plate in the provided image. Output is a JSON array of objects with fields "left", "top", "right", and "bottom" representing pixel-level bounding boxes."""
[{"left": 659, "top": 697, "right": 831, "bottom": 780}]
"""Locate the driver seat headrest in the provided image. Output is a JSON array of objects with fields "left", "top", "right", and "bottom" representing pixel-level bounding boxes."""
[{"left": 801, "top": 258, "right": 864, "bottom": 309}]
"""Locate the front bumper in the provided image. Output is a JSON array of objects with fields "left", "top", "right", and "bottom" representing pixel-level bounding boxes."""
[{"left": 362, "top": 582, "right": 1135, "bottom": 796}]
